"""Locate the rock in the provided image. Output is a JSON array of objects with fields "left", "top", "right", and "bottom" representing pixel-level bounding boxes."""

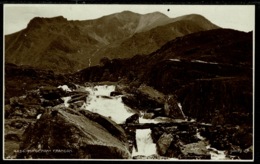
[
  {"left": 133, "top": 154, "right": 169, "bottom": 159},
  {"left": 125, "top": 114, "right": 139, "bottom": 124},
  {"left": 100, "top": 95, "right": 113, "bottom": 99},
  {"left": 240, "top": 145, "right": 253, "bottom": 159},
  {"left": 110, "top": 91, "right": 122, "bottom": 97},
  {"left": 151, "top": 126, "right": 165, "bottom": 143},
  {"left": 179, "top": 141, "right": 211, "bottom": 159},
  {"left": 120, "top": 84, "right": 165, "bottom": 112},
  {"left": 228, "top": 145, "right": 243, "bottom": 156},
  {"left": 121, "top": 96, "right": 140, "bottom": 111},
  {"left": 147, "top": 108, "right": 164, "bottom": 117},
  {"left": 137, "top": 84, "right": 165, "bottom": 104},
  {"left": 164, "top": 95, "right": 185, "bottom": 119},
  {"left": 179, "top": 78, "right": 252, "bottom": 125},
  {"left": 10, "top": 119, "right": 29, "bottom": 129},
  {"left": 5, "top": 105, "right": 12, "bottom": 118},
  {"left": 10, "top": 96, "right": 25, "bottom": 107},
  {"left": 5, "top": 133, "right": 21, "bottom": 142},
  {"left": 156, "top": 133, "right": 174, "bottom": 156},
  {"left": 70, "top": 101, "right": 85, "bottom": 109},
  {"left": 207, "top": 125, "right": 252, "bottom": 153},
  {"left": 39, "top": 86, "right": 66, "bottom": 100},
  {"left": 143, "top": 112, "right": 155, "bottom": 119},
  {"left": 124, "top": 114, "right": 139, "bottom": 153},
  {"left": 78, "top": 109, "right": 128, "bottom": 144},
  {"left": 67, "top": 92, "right": 88, "bottom": 104},
  {"left": 17, "top": 108, "right": 131, "bottom": 159},
  {"left": 42, "top": 99, "right": 63, "bottom": 107}
]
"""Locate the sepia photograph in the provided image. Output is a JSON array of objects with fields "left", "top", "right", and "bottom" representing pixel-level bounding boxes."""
[{"left": 3, "top": 4, "right": 254, "bottom": 160}]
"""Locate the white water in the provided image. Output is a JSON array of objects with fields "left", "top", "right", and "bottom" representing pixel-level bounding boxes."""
[
  {"left": 191, "top": 60, "right": 218, "bottom": 65},
  {"left": 169, "top": 59, "right": 181, "bottom": 62},
  {"left": 59, "top": 84, "right": 230, "bottom": 160},
  {"left": 206, "top": 145, "right": 230, "bottom": 160},
  {"left": 82, "top": 85, "right": 135, "bottom": 124},
  {"left": 61, "top": 97, "right": 71, "bottom": 108},
  {"left": 132, "top": 129, "right": 157, "bottom": 156},
  {"left": 58, "top": 85, "right": 72, "bottom": 92},
  {"left": 177, "top": 102, "right": 186, "bottom": 118}
]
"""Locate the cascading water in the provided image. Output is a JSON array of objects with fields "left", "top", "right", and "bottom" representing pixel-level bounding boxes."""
[
  {"left": 82, "top": 85, "right": 159, "bottom": 157},
  {"left": 82, "top": 85, "right": 135, "bottom": 124},
  {"left": 59, "top": 84, "right": 231, "bottom": 160},
  {"left": 132, "top": 129, "right": 157, "bottom": 156}
]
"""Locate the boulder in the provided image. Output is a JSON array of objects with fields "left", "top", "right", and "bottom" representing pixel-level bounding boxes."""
[
  {"left": 164, "top": 95, "right": 185, "bottom": 119},
  {"left": 110, "top": 91, "right": 122, "bottom": 97},
  {"left": 10, "top": 119, "right": 29, "bottom": 129},
  {"left": 125, "top": 114, "right": 139, "bottom": 124},
  {"left": 67, "top": 92, "right": 88, "bottom": 104},
  {"left": 10, "top": 96, "right": 25, "bottom": 107},
  {"left": 133, "top": 154, "right": 169, "bottom": 159},
  {"left": 17, "top": 108, "right": 131, "bottom": 159},
  {"left": 7, "top": 105, "right": 45, "bottom": 119},
  {"left": 143, "top": 112, "right": 155, "bottom": 119},
  {"left": 70, "top": 101, "right": 85, "bottom": 109},
  {"left": 156, "top": 133, "right": 174, "bottom": 156},
  {"left": 151, "top": 126, "right": 165, "bottom": 143},
  {"left": 240, "top": 145, "right": 253, "bottom": 159},
  {"left": 78, "top": 109, "right": 128, "bottom": 143},
  {"left": 42, "top": 99, "right": 63, "bottom": 107},
  {"left": 39, "top": 86, "right": 66, "bottom": 100},
  {"left": 179, "top": 141, "right": 211, "bottom": 159},
  {"left": 124, "top": 114, "right": 139, "bottom": 153},
  {"left": 5, "top": 105, "right": 12, "bottom": 118}
]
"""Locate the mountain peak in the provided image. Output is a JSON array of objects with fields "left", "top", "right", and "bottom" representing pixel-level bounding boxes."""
[
  {"left": 144, "top": 11, "right": 169, "bottom": 18},
  {"left": 27, "top": 16, "right": 67, "bottom": 29}
]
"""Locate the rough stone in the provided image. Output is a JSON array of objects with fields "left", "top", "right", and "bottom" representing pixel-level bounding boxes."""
[
  {"left": 179, "top": 141, "right": 211, "bottom": 159},
  {"left": 164, "top": 95, "right": 185, "bottom": 119},
  {"left": 17, "top": 108, "right": 131, "bottom": 159},
  {"left": 156, "top": 133, "right": 174, "bottom": 156}
]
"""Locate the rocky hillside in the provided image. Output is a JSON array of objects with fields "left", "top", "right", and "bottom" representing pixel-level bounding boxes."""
[
  {"left": 4, "top": 27, "right": 253, "bottom": 159},
  {"left": 74, "top": 28, "right": 253, "bottom": 125},
  {"left": 5, "top": 11, "right": 219, "bottom": 73}
]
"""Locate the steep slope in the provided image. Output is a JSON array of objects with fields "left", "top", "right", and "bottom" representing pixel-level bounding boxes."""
[
  {"left": 74, "top": 27, "right": 252, "bottom": 128},
  {"left": 95, "top": 14, "right": 219, "bottom": 62},
  {"left": 5, "top": 11, "right": 219, "bottom": 73}
]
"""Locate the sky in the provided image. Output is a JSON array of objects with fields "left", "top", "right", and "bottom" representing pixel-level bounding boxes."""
[{"left": 4, "top": 4, "right": 255, "bottom": 35}]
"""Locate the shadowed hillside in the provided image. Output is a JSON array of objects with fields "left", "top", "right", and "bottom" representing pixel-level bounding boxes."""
[{"left": 5, "top": 11, "right": 219, "bottom": 73}]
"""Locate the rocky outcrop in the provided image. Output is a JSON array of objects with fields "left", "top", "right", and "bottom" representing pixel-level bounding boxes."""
[
  {"left": 124, "top": 114, "right": 139, "bottom": 153},
  {"left": 151, "top": 124, "right": 207, "bottom": 159},
  {"left": 17, "top": 108, "right": 131, "bottom": 159},
  {"left": 156, "top": 133, "right": 174, "bottom": 155},
  {"left": 118, "top": 84, "right": 165, "bottom": 115},
  {"left": 164, "top": 95, "right": 185, "bottom": 119},
  {"left": 179, "top": 141, "right": 211, "bottom": 159}
]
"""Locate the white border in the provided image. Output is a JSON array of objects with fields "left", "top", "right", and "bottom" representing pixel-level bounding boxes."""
[{"left": 2, "top": 4, "right": 255, "bottom": 162}]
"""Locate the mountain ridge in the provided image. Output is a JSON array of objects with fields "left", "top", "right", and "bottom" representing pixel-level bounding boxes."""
[{"left": 5, "top": 11, "right": 220, "bottom": 73}]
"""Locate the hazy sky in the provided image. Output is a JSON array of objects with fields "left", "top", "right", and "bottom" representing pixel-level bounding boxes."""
[{"left": 4, "top": 4, "right": 255, "bottom": 35}]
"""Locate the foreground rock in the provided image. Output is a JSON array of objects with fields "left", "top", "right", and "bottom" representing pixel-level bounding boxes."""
[
  {"left": 179, "top": 141, "right": 211, "bottom": 159},
  {"left": 17, "top": 108, "right": 131, "bottom": 159}
]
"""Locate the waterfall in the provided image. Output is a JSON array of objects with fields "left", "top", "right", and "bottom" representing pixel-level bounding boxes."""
[
  {"left": 64, "top": 84, "right": 230, "bottom": 160},
  {"left": 132, "top": 129, "right": 157, "bottom": 156},
  {"left": 82, "top": 85, "right": 134, "bottom": 124},
  {"left": 177, "top": 102, "right": 186, "bottom": 119},
  {"left": 62, "top": 97, "right": 71, "bottom": 107}
]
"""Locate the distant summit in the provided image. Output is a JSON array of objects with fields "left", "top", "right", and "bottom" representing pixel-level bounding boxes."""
[{"left": 5, "top": 11, "right": 219, "bottom": 73}]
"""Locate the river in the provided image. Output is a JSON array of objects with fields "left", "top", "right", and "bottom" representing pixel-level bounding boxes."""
[{"left": 60, "top": 84, "right": 230, "bottom": 160}]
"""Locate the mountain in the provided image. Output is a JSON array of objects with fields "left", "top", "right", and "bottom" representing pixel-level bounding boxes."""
[
  {"left": 4, "top": 27, "right": 253, "bottom": 160},
  {"left": 5, "top": 11, "right": 219, "bottom": 73},
  {"left": 74, "top": 27, "right": 252, "bottom": 126}
]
